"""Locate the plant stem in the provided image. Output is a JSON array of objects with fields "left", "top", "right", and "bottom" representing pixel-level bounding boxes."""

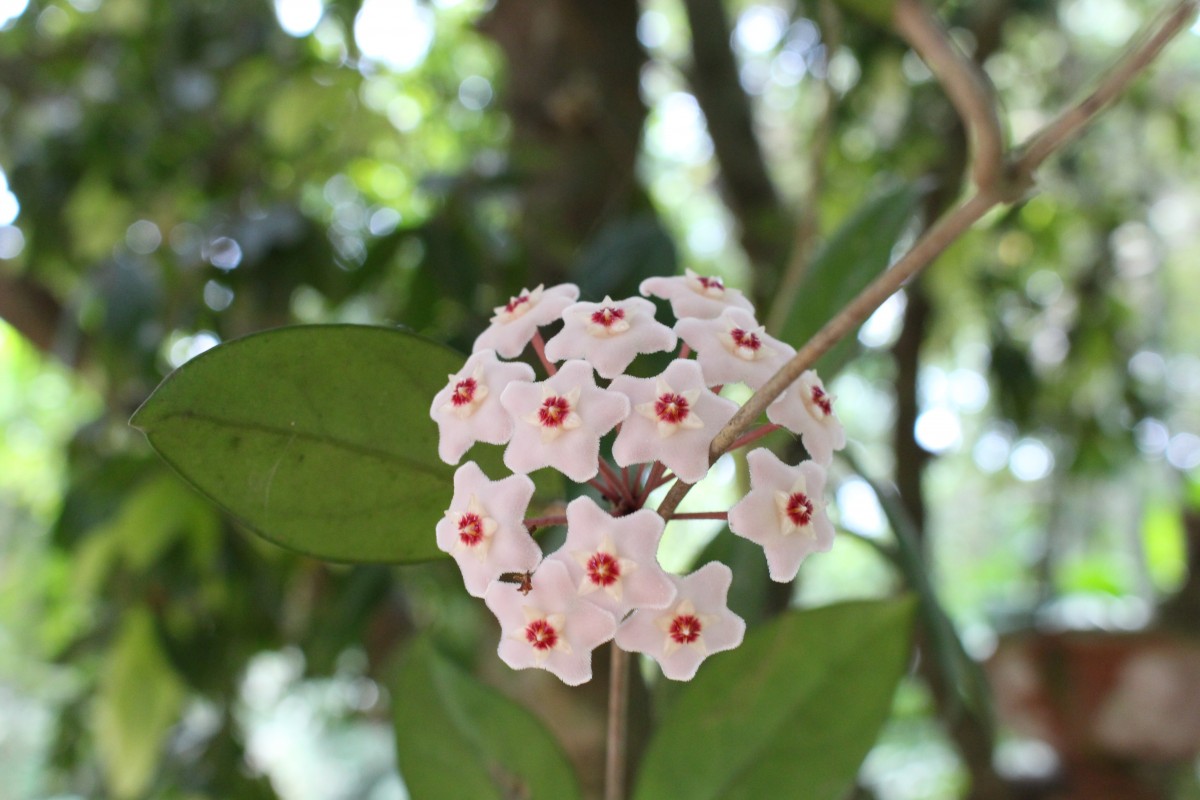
[
  {"left": 668, "top": 511, "right": 728, "bottom": 521},
  {"left": 598, "top": 458, "right": 635, "bottom": 506},
  {"left": 604, "top": 644, "right": 630, "bottom": 800},
  {"left": 524, "top": 514, "right": 567, "bottom": 531},
  {"left": 531, "top": 331, "right": 557, "bottom": 375},
  {"left": 727, "top": 423, "right": 781, "bottom": 452},
  {"left": 893, "top": 0, "right": 1005, "bottom": 191}
]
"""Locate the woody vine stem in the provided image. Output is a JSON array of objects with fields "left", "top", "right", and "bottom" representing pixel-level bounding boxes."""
[{"left": 603, "top": 3, "right": 1199, "bottom": 799}]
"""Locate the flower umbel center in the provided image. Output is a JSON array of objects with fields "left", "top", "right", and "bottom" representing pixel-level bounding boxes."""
[
  {"left": 585, "top": 552, "right": 621, "bottom": 587},
  {"left": 451, "top": 377, "right": 478, "bottom": 407},
  {"left": 697, "top": 275, "right": 724, "bottom": 293},
  {"left": 730, "top": 328, "right": 761, "bottom": 352},
  {"left": 538, "top": 396, "right": 571, "bottom": 428},
  {"left": 669, "top": 614, "right": 703, "bottom": 645},
  {"left": 590, "top": 306, "right": 626, "bottom": 329},
  {"left": 655, "top": 392, "right": 691, "bottom": 424},
  {"left": 458, "top": 513, "right": 485, "bottom": 547},
  {"left": 525, "top": 618, "right": 559, "bottom": 651},
  {"left": 785, "top": 492, "right": 814, "bottom": 527}
]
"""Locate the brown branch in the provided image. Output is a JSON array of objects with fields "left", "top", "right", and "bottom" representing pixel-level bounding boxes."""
[
  {"left": 893, "top": 0, "right": 1006, "bottom": 191},
  {"left": 681, "top": 0, "right": 790, "bottom": 271},
  {"left": 656, "top": 190, "right": 997, "bottom": 519},
  {"left": 655, "top": 0, "right": 1194, "bottom": 524},
  {"left": 1014, "top": 0, "right": 1199, "bottom": 177}
]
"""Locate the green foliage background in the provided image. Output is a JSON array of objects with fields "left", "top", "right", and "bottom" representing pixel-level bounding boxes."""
[{"left": 1, "top": 0, "right": 1198, "bottom": 798}]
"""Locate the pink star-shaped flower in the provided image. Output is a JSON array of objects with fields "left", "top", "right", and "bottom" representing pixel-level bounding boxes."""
[
  {"left": 766, "top": 370, "right": 846, "bottom": 465},
  {"left": 435, "top": 462, "right": 543, "bottom": 598},
  {"left": 429, "top": 349, "right": 536, "bottom": 465},
  {"left": 639, "top": 268, "right": 755, "bottom": 320},
  {"left": 498, "top": 360, "right": 630, "bottom": 482},
  {"left": 614, "top": 562, "right": 745, "bottom": 681},
  {"left": 727, "top": 448, "right": 835, "bottom": 583},
  {"left": 675, "top": 307, "right": 795, "bottom": 390},
  {"left": 472, "top": 283, "right": 580, "bottom": 359},
  {"left": 609, "top": 359, "right": 738, "bottom": 484},
  {"left": 542, "top": 296, "right": 677, "bottom": 379},
  {"left": 543, "top": 497, "right": 677, "bottom": 618},
  {"left": 484, "top": 558, "right": 618, "bottom": 686}
]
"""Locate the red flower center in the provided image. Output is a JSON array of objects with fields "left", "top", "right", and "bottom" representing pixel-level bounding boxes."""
[
  {"left": 525, "top": 618, "right": 559, "bottom": 651},
  {"left": 785, "top": 492, "right": 814, "bottom": 527},
  {"left": 458, "top": 513, "right": 485, "bottom": 546},
  {"left": 669, "top": 614, "right": 703, "bottom": 645},
  {"left": 585, "top": 552, "right": 621, "bottom": 587},
  {"left": 730, "top": 328, "right": 762, "bottom": 352},
  {"left": 504, "top": 294, "right": 531, "bottom": 314},
  {"left": 810, "top": 385, "right": 833, "bottom": 417},
  {"left": 538, "top": 395, "right": 571, "bottom": 428},
  {"left": 590, "top": 306, "right": 626, "bottom": 328},
  {"left": 654, "top": 392, "right": 691, "bottom": 424},
  {"left": 696, "top": 275, "right": 724, "bottom": 293},
  {"left": 451, "top": 377, "right": 478, "bottom": 407}
]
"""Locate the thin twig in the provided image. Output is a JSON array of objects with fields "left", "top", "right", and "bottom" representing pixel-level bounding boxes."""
[
  {"left": 893, "top": 0, "right": 1006, "bottom": 191},
  {"left": 1014, "top": 0, "right": 1198, "bottom": 176},
  {"left": 727, "top": 423, "right": 782, "bottom": 452},
  {"left": 655, "top": 0, "right": 1194, "bottom": 523},
  {"left": 524, "top": 514, "right": 567, "bottom": 531},
  {"left": 656, "top": 190, "right": 998, "bottom": 519},
  {"left": 604, "top": 644, "right": 630, "bottom": 800}
]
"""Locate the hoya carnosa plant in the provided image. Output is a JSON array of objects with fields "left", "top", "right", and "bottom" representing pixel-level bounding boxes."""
[{"left": 431, "top": 277, "right": 847, "bottom": 684}]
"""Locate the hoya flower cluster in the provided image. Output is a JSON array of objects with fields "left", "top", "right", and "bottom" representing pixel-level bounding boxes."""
[{"left": 430, "top": 271, "right": 845, "bottom": 685}]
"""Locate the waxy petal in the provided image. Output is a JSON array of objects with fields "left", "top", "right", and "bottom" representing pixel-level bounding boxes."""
[
  {"left": 765, "top": 370, "right": 846, "bottom": 465},
  {"left": 639, "top": 269, "right": 755, "bottom": 320},
  {"left": 473, "top": 283, "right": 580, "bottom": 359},
  {"left": 675, "top": 308, "right": 795, "bottom": 389},
  {"left": 542, "top": 296, "right": 677, "bottom": 379},
  {"left": 610, "top": 359, "right": 737, "bottom": 484},
  {"left": 727, "top": 448, "right": 835, "bottom": 582},
  {"left": 435, "top": 462, "right": 543, "bottom": 597},
  {"left": 615, "top": 562, "right": 745, "bottom": 681},
  {"left": 485, "top": 559, "right": 618, "bottom": 686},
  {"left": 430, "top": 350, "right": 536, "bottom": 464},
  {"left": 499, "top": 360, "right": 630, "bottom": 482},
  {"left": 545, "top": 497, "right": 677, "bottom": 617}
]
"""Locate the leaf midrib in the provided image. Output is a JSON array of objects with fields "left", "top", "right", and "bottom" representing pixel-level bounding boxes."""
[{"left": 142, "top": 408, "right": 448, "bottom": 479}]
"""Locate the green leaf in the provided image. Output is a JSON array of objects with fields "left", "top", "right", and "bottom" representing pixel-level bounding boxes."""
[
  {"left": 633, "top": 598, "right": 915, "bottom": 800},
  {"left": 95, "top": 608, "right": 186, "bottom": 799},
  {"left": 780, "top": 182, "right": 921, "bottom": 376},
  {"left": 833, "top": 0, "right": 896, "bottom": 26},
  {"left": 131, "top": 324, "right": 486, "bottom": 563},
  {"left": 392, "top": 638, "right": 582, "bottom": 800}
]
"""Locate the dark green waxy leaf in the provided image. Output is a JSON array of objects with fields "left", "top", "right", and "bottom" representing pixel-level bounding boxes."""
[
  {"left": 392, "top": 638, "right": 582, "bottom": 800},
  {"left": 131, "top": 324, "right": 487, "bottom": 563},
  {"left": 780, "top": 182, "right": 921, "bottom": 376},
  {"left": 633, "top": 598, "right": 915, "bottom": 800},
  {"left": 833, "top": 0, "right": 896, "bottom": 26}
]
